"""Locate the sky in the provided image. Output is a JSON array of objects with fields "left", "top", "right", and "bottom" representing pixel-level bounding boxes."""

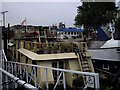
[
  {"left": 1, "top": 2, "right": 81, "bottom": 27},
  {"left": 1, "top": 0, "right": 120, "bottom": 27}
]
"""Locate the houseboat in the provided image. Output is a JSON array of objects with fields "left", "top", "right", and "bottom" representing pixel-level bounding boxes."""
[
  {"left": 88, "top": 38, "right": 120, "bottom": 74},
  {"left": 8, "top": 39, "right": 95, "bottom": 89}
]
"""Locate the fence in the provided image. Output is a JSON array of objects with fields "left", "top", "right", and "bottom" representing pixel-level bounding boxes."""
[{"left": 1, "top": 49, "right": 100, "bottom": 90}]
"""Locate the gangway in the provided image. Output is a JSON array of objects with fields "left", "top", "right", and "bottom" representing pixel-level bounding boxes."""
[{"left": 0, "top": 49, "right": 100, "bottom": 90}]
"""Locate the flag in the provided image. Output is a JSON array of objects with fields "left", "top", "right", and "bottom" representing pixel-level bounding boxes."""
[{"left": 21, "top": 18, "right": 27, "bottom": 26}]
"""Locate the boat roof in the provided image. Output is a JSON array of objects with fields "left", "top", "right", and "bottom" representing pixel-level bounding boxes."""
[
  {"left": 57, "top": 28, "right": 84, "bottom": 32},
  {"left": 18, "top": 48, "right": 77, "bottom": 61},
  {"left": 88, "top": 49, "right": 120, "bottom": 61},
  {"left": 100, "top": 38, "right": 120, "bottom": 48}
]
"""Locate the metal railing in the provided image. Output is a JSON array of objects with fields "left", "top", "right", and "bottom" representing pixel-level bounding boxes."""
[
  {"left": 0, "top": 50, "right": 38, "bottom": 90},
  {"left": 1, "top": 49, "right": 100, "bottom": 90}
]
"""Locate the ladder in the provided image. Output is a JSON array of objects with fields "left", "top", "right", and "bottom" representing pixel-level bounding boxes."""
[
  {"left": 79, "top": 51, "right": 94, "bottom": 72},
  {"left": 75, "top": 44, "right": 95, "bottom": 89},
  {"left": 77, "top": 42, "right": 94, "bottom": 72}
]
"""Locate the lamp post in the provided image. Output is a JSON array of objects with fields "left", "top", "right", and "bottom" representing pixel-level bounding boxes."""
[
  {"left": 1, "top": 11, "right": 8, "bottom": 90},
  {"left": 1, "top": 11, "right": 8, "bottom": 56},
  {"left": 1, "top": 11, "right": 8, "bottom": 26}
]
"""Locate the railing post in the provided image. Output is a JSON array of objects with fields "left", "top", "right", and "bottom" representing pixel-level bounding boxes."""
[
  {"left": 94, "top": 73, "right": 100, "bottom": 90},
  {"left": 25, "top": 65, "right": 28, "bottom": 82},
  {"left": 33, "top": 66, "right": 37, "bottom": 87},
  {"left": 45, "top": 68, "right": 49, "bottom": 90},
  {"left": 5, "top": 61, "right": 7, "bottom": 71},
  {"left": 63, "top": 72, "right": 66, "bottom": 90},
  {"left": 14, "top": 63, "right": 17, "bottom": 76},
  {"left": 11, "top": 62, "right": 13, "bottom": 74},
  {"left": 14, "top": 63, "right": 18, "bottom": 88},
  {"left": 19, "top": 64, "right": 22, "bottom": 79}
]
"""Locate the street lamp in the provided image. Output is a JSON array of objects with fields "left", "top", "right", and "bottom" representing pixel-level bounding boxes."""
[
  {"left": 1, "top": 10, "right": 8, "bottom": 26},
  {"left": 1, "top": 11, "right": 8, "bottom": 56},
  {"left": 0, "top": 11, "right": 8, "bottom": 90}
]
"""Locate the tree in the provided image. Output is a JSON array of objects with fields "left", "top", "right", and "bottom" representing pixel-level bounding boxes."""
[
  {"left": 114, "top": 17, "right": 120, "bottom": 40},
  {"left": 74, "top": 2, "right": 117, "bottom": 35},
  {"left": 115, "top": 17, "right": 120, "bottom": 29}
]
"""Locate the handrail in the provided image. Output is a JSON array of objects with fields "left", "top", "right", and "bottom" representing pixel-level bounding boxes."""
[
  {"left": 1, "top": 49, "right": 100, "bottom": 90},
  {"left": 1, "top": 49, "right": 39, "bottom": 90},
  {"left": 3, "top": 60, "right": 100, "bottom": 89},
  {"left": 0, "top": 68, "right": 38, "bottom": 90},
  {"left": 4, "top": 60, "right": 98, "bottom": 76}
]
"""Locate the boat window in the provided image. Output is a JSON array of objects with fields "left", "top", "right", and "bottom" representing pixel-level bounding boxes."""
[
  {"left": 103, "top": 64, "right": 109, "bottom": 70},
  {"left": 52, "top": 61, "right": 64, "bottom": 84},
  {"left": 68, "top": 32, "right": 70, "bottom": 35},
  {"left": 116, "top": 49, "right": 120, "bottom": 53}
]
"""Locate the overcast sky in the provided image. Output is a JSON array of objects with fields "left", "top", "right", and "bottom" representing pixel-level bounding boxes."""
[
  {"left": 1, "top": 2, "right": 81, "bottom": 27},
  {"left": 1, "top": 0, "right": 120, "bottom": 27}
]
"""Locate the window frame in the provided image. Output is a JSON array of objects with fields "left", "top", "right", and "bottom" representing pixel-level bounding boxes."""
[{"left": 102, "top": 64, "right": 109, "bottom": 70}]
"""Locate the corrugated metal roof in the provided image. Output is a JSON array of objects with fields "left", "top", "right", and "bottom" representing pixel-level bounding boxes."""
[
  {"left": 18, "top": 48, "right": 77, "bottom": 61},
  {"left": 88, "top": 49, "right": 120, "bottom": 61}
]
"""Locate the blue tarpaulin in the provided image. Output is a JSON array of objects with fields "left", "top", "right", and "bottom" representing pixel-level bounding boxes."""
[
  {"left": 96, "top": 26, "right": 111, "bottom": 41},
  {"left": 57, "top": 27, "right": 84, "bottom": 32}
]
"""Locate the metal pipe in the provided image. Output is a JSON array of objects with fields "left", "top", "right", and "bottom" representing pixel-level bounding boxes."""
[
  {"left": 95, "top": 73, "right": 100, "bottom": 90},
  {"left": 0, "top": 68, "right": 38, "bottom": 90},
  {"left": 63, "top": 72, "right": 66, "bottom": 90},
  {"left": 5, "top": 60, "right": 98, "bottom": 76},
  {"left": 45, "top": 68, "right": 49, "bottom": 90},
  {"left": 2, "top": 49, "right": 7, "bottom": 61},
  {"left": 33, "top": 67, "right": 37, "bottom": 87}
]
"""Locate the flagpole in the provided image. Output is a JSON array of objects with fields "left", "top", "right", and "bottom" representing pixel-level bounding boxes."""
[
  {"left": 25, "top": 17, "right": 27, "bottom": 33},
  {"left": 38, "top": 28, "right": 41, "bottom": 43}
]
